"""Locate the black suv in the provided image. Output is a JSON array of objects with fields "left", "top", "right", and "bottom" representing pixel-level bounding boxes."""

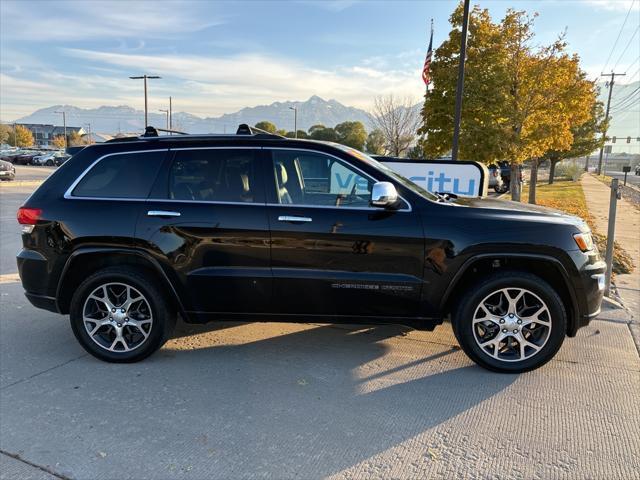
[{"left": 17, "top": 126, "right": 605, "bottom": 372}]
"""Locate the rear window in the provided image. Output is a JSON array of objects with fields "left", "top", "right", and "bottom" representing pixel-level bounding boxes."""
[{"left": 72, "top": 151, "right": 165, "bottom": 198}]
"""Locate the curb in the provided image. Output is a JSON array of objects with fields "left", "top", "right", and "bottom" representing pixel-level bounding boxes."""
[{"left": 0, "top": 180, "right": 44, "bottom": 188}]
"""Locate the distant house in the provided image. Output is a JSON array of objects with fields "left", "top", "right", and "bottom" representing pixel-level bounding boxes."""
[{"left": 17, "top": 123, "right": 85, "bottom": 148}]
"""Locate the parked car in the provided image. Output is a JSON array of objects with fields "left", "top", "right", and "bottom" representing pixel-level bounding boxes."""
[
  {"left": 489, "top": 162, "right": 525, "bottom": 192},
  {"left": 0, "top": 159, "right": 16, "bottom": 181},
  {"left": 16, "top": 125, "right": 605, "bottom": 372},
  {"left": 635, "top": 165, "right": 640, "bottom": 175},
  {"left": 487, "top": 165, "right": 506, "bottom": 193},
  {"left": 11, "top": 151, "right": 40, "bottom": 165},
  {"left": 32, "top": 151, "right": 69, "bottom": 166}
]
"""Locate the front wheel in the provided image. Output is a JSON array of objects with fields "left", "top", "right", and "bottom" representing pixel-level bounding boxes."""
[
  {"left": 70, "top": 267, "right": 176, "bottom": 363},
  {"left": 45, "top": 160, "right": 54, "bottom": 166},
  {"left": 452, "top": 272, "right": 566, "bottom": 373}
]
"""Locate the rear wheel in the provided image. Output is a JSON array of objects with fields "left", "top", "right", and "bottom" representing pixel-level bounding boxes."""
[
  {"left": 70, "top": 267, "right": 176, "bottom": 362},
  {"left": 452, "top": 271, "right": 566, "bottom": 373},
  {"left": 45, "top": 159, "right": 54, "bottom": 166}
]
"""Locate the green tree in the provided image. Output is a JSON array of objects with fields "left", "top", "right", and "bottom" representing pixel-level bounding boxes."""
[
  {"left": 309, "top": 126, "right": 338, "bottom": 142},
  {"left": 365, "top": 129, "right": 386, "bottom": 155},
  {"left": 285, "top": 130, "right": 309, "bottom": 139},
  {"left": 420, "top": 5, "right": 595, "bottom": 201},
  {"left": 334, "top": 121, "right": 367, "bottom": 150},
  {"left": 254, "top": 121, "right": 277, "bottom": 134},
  {"left": 275, "top": 129, "right": 288, "bottom": 137}
]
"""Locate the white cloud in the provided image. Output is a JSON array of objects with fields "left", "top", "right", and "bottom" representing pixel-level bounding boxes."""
[
  {"left": 0, "top": 1, "right": 224, "bottom": 41},
  {"left": 58, "top": 48, "right": 424, "bottom": 113}
]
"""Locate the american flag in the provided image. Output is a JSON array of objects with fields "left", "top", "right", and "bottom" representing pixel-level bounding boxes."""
[{"left": 422, "top": 22, "right": 433, "bottom": 87}]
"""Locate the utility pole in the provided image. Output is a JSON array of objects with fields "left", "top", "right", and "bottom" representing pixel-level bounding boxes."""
[
  {"left": 596, "top": 72, "right": 625, "bottom": 175},
  {"left": 289, "top": 106, "right": 298, "bottom": 138},
  {"left": 129, "top": 75, "right": 161, "bottom": 129},
  {"left": 169, "top": 96, "right": 173, "bottom": 135},
  {"left": 54, "top": 110, "right": 67, "bottom": 150},
  {"left": 451, "top": 0, "right": 470, "bottom": 162},
  {"left": 159, "top": 109, "right": 169, "bottom": 131}
]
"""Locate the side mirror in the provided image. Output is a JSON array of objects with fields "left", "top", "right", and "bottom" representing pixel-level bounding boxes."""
[{"left": 370, "top": 181, "right": 398, "bottom": 208}]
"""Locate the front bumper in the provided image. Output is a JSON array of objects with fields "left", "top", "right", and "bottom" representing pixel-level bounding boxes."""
[{"left": 570, "top": 254, "right": 606, "bottom": 334}]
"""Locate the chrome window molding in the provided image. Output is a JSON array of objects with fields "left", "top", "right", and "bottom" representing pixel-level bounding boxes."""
[
  {"left": 63, "top": 149, "right": 169, "bottom": 200},
  {"left": 63, "top": 145, "right": 412, "bottom": 212}
]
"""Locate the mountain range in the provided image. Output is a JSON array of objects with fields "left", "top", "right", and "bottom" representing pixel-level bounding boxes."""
[
  {"left": 14, "top": 80, "right": 638, "bottom": 139},
  {"left": 15, "top": 96, "right": 373, "bottom": 135}
]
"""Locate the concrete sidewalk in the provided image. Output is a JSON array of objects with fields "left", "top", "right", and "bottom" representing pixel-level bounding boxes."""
[{"left": 581, "top": 174, "right": 640, "bottom": 322}]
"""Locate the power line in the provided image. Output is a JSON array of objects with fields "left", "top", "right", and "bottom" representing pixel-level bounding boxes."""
[
  {"left": 602, "top": 0, "right": 636, "bottom": 72},
  {"left": 612, "top": 25, "right": 640, "bottom": 72},
  {"left": 610, "top": 89, "right": 640, "bottom": 112}
]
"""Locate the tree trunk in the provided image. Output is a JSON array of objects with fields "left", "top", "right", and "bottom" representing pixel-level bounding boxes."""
[
  {"left": 528, "top": 159, "right": 538, "bottom": 204},
  {"left": 548, "top": 160, "right": 556, "bottom": 184},
  {"left": 510, "top": 162, "right": 521, "bottom": 201}
]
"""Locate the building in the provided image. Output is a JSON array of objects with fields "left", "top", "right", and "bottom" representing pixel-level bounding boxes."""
[{"left": 17, "top": 123, "right": 85, "bottom": 148}]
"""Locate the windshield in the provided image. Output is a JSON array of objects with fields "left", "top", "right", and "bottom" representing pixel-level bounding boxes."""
[{"left": 331, "top": 144, "right": 439, "bottom": 202}]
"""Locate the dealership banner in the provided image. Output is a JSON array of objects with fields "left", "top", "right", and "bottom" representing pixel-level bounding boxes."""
[{"left": 379, "top": 158, "right": 488, "bottom": 198}]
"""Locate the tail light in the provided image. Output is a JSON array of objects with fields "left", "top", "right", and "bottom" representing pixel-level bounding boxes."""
[{"left": 17, "top": 207, "right": 42, "bottom": 233}]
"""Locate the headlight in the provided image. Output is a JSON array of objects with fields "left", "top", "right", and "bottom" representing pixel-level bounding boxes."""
[{"left": 573, "top": 232, "right": 594, "bottom": 252}]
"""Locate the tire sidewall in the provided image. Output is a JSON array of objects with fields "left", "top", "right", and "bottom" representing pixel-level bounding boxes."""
[
  {"left": 70, "top": 268, "right": 173, "bottom": 363},
  {"left": 453, "top": 273, "right": 566, "bottom": 373}
]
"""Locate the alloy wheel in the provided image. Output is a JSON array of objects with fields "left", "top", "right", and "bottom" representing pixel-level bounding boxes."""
[
  {"left": 472, "top": 287, "right": 551, "bottom": 362},
  {"left": 82, "top": 282, "right": 153, "bottom": 353}
]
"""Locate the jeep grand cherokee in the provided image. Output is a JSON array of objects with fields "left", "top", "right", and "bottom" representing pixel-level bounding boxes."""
[{"left": 16, "top": 125, "right": 606, "bottom": 372}]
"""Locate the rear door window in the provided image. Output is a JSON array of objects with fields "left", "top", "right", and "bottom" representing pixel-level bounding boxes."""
[
  {"left": 165, "top": 149, "right": 262, "bottom": 203},
  {"left": 72, "top": 151, "right": 166, "bottom": 198}
]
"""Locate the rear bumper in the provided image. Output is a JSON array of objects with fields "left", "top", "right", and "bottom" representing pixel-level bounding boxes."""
[{"left": 24, "top": 292, "right": 59, "bottom": 313}]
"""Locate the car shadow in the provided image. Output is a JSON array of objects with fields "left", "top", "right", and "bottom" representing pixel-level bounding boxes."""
[{"left": 153, "top": 320, "right": 517, "bottom": 478}]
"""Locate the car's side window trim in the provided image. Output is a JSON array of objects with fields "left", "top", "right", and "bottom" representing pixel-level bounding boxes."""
[
  {"left": 64, "top": 149, "right": 169, "bottom": 200},
  {"left": 264, "top": 147, "right": 412, "bottom": 212}
]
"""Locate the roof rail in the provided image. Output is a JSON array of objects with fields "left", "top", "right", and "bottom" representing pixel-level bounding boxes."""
[
  {"left": 143, "top": 126, "right": 158, "bottom": 137},
  {"left": 236, "top": 123, "right": 286, "bottom": 138}
]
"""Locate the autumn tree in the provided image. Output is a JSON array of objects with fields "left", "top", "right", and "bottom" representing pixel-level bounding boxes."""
[
  {"left": 68, "top": 130, "right": 88, "bottom": 147},
  {"left": 254, "top": 121, "right": 277, "bottom": 134},
  {"left": 0, "top": 124, "right": 11, "bottom": 145},
  {"left": 334, "top": 121, "right": 367, "bottom": 150},
  {"left": 365, "top": 129, "right": 386, "bottom": 155},
  {"left": 7, "top": 125, "right": 35, "bottom": 147},
  {"left": 420, "top": 5, "right": 596, "bottom": 201},
  {"left": 544, "top": 101, "right": 605, "bottom": 184},
  {"left": 51, "top": 135, "right": 67, "bottom": 149},
  {"left": 369, "top": 94, "right": 420, "bottom": 157}
]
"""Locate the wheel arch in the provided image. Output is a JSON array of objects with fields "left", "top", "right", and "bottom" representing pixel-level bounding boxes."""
[
  {"left": 56, "top": 247, "right": 189, "bottom": 320},
  {"left": 441, "top": 253, "right": 581, "bottom": 337}
]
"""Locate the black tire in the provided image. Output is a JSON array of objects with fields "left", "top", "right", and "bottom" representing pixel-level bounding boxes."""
[
  {"left": 452, "top": 271, "right": 566, "bottom": 373},
  {"left": 70, "top": 266, "right": 176, "bottom": 363},
  {"left": 45, "top": 160, "right": 54, "bottom": 166}
]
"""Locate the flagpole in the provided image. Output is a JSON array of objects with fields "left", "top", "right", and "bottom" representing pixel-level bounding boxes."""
[{"left": 426, "top": 18, "right": 433, "bottom": 96}]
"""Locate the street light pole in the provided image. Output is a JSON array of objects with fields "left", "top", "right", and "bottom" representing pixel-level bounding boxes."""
[
  {"left": 169, "top": 96, "right": 173, "bottom": 134},
  {"left": 129, "top": 75, "right": 161, "bottom": 129},
  {"left": 596, "top": 71, "right": 625, "bottom": 175},
  {"left": 451, "top": 0, "right": 470, "bottom": 162},
  {"left": 289, "top": 106, "right": 297, "bottom": 138},
  {"left": 54, "top": 110, "right": 67, "bottom": 149},
  {"left": 159, "top": 109, "right": 169, "bottom": 131}
]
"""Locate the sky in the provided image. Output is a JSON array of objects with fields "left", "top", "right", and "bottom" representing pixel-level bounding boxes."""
[{"left": 1, "top": 0, "right": 639, "bottom": 121}]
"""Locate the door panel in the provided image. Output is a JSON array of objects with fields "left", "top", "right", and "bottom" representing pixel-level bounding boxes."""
[
  {"left": 136, "top": 148, "right": 271, "bottom": 314},
  {"left": 266, "top": 149, "right": 425, "bottom": 317}
]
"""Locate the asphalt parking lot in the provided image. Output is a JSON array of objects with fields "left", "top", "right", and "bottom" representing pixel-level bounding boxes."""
[{"left": 1, "top": 169, "right": 639, "bottom": 479}]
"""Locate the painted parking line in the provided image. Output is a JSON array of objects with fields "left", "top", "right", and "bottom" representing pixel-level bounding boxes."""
[
  {"left": 0, "top": 181, "right": 43, "bottom": 188},
  {"left": 0, "top": 273, "right": 20, "bottom": 284}
]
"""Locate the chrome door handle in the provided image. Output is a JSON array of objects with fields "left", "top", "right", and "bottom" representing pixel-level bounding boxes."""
[
  {"left": 147, "top": 210, "right": 181, "bottom": 217},
  {"left": 278, "top": 215, "right": 312, "bottom": 223}
]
